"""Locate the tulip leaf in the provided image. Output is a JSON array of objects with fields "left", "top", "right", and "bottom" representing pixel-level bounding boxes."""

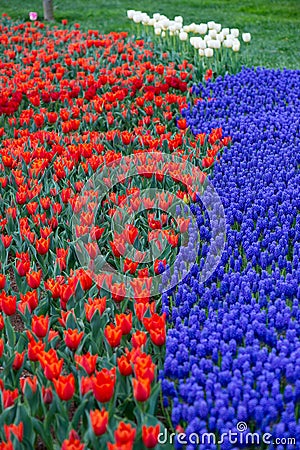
[
  {"left": 15, "top": 404, "right": 35, "bottom": 446},
  {"left": 148, "top": 381, "right": 162, "bottom": 416},
  {"left": 55, "top": 413, "right": 70, "bottom": 443},
  {"left": 71, "top": 398, "right": 89, "bottom": 429},
  {"left": 66, "top": 311, "right": 77, "bottom": 329},
  {"left": 32, "top": 418, "right": 54, "bottom": 450},
  {"left": 4, "top": 315, "right": 16, "bottom": 349}
]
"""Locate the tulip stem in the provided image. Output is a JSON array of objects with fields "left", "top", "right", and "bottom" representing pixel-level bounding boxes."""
[{"left": 159, "top": 388, "right": 174, "bottom": 433}]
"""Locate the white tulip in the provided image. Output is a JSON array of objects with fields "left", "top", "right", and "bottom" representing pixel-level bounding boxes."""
[
  {"left": 153, "top": 13, "right": 161, "bottom": 20},
  {"left": 198, "top": 49, "right": 204, "bottom": 56},
  {"left": 169, "top": 24, "right": 176, "bottom": 33},
  {"left": 174, "top": 16, "right": 183, "bottom": 23},
  {"left": 148, "top": 18, "right": 155, "bottom": 26},
  {"left": 127, "top": 10, "right": 136, "bottom": 19},
  {"left": 242, "top": 32, "right": 251, "bottom": 43},
  {"left": 133, "top": 14, "right": 143, "bottom": 23},
  {"left": 161, "top": 31, "right": 166, "bottom": 38},
  {"left": 214, "top": 23, "right": 222, "bottom": 32},
  {"left": 141, "top": 14, "right": 150, "bottom": 25},
  {"left": 231, "top": 28, "right": 239, "bottom": 37},
  {"left": 210, "top": 39, "right": 221, "bottom": 49},
  {"left": 227, "top": 33, "right": 236, "bottom": 42},
  {"left": 204, "top": 47, "right": 214, "bottom": 57},
  {"left": 223, "top": 38, "right": 233, "bottom": 48},
  {"left": 195, "top": 37, "right": 204, "bottom": 49},
  {"left": 216, "top": 33, "right": 224, "bottom": 42},
  {"left": 169, "top": 30, "right": 174, "bottom": 36},
  {"left": 232, "top": 41, "right": 240, "bottom": 52},
  {"left": 189, "top": 22, "right": 197, "bottom": 33},
  {"left": 207, "top": 39, "right": 215, "bottom": 48},
  {"left": 179, "top": 31, "right": 188, "bottom": 41},
  {"left": 207, "top": 21, "right": 216, "bottom": 29},
  {"left": 198, "top": 23, "right": 208, "bottom": 34},
  {"left": 204, "top": 35, "right": 210, "bottom": 42},
  {"left": 198, "top": 39, "right": 207, "bottom": 49},
  {"left": 154, "top": 27, "right": 162, "bottom": 35},
  {"left": 183, "top": 25, "right": 190, "bottom": 32},
  {"left": 208, "top": 29, "right": 217, "bottom": 38},
  {"left": 190, "top": 37, "right": 199, "bottom": 48},
  {"left": 161, "top": 19, "right": 170, "bottom": 29},
  {"left": 222, "top": 27, "right": 230, "bottom": 36}
]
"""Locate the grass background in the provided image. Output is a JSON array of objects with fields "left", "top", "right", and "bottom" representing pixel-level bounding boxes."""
[{"left": 1, "top": 0, "right": 299, "bottom": 69}]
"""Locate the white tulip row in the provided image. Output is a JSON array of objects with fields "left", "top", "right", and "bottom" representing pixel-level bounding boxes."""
[{"left": 127, "top": 10, "right": 251, "bottom": 57}]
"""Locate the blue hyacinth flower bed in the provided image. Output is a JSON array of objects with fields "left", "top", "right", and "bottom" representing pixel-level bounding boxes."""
[{"left": 161, "top": 67, "right": 300, "bottom": 450}]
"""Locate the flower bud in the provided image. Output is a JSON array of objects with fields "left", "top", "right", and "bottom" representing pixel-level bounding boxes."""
[
  {"left": 231, "top": 28, "right": 239, "bottom": 37},
  {"left": 204, "top": 48, "right": 214, "bottom": 57},
  {"left": 242, "top": 32, "right": 251, "bottom": 43},
  {"left": 179, "top": 31, "right": 188, "bottom": 41}
]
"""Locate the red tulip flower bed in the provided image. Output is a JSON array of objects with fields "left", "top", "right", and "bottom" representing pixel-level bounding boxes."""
[{"left": 0, "top": 16, "right": 230, "bottom": 449}]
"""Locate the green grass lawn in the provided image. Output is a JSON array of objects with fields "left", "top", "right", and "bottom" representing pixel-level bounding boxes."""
[{"left": 1, "top": 0, "right": 299, "bottom": 69}]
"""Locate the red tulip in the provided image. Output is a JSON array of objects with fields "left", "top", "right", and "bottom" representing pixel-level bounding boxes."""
[
  {"left": 0, "top": 274, "right": 6, "bottom": 289},
  {"left": 117, "top": 355, "right": 132, "bottom": 377},
  {"left": 114, "top": 422, "right": 136, "bottom": 446},
  {"left": 104, "top": 324, "right": 122, "bottom": 348},
  {"left": 0, "top": 338, "right": 3, "bottom": 357},
  {"left": 115, "top": 313, "right": 132, "bottom": 335},
  {"left": 27, "top": 336, "right": 45, "bottom": 362},
  {"left": 26, "top": 270, "right": 42, "bottom": 289},
  {"left": 77, "top": 269, "right": 93, "bottom": 291},
  {"left": 92, "top": 367, "right": 116, "bottom": 403},
  {"left": 16, "top": 259, "right": 30, "bottom": 277},
  {"left": 31, "top": 315, "right": 49, "bottom": 338},
  {"left": 75, "top": 352, "right": 97, "bottom": 375},
  {"left": 61, "top": 430, "right": 84, "bottom": 450},
  {"left": 1, "top": 234, "right": 13, "bottom": 248},
  {"left": 132, "top": 377, "right": 151, "bottom": 402},
  {"left": 12, "top": 351, "right": 25, "bottom": 370},
  {"left": 44, "top": 360, "right": 64, "bottom": 381},
  {"left": 64, "top": 328, "right": 84, "bottom": 351},
  {"left": 0, "top": 293, "right": 16, "bottom": 315},
  {"left": 35, "top": 237, "right": 50, "bottom": 255},
  {"left": 20, "top": 376, "right": 37, "bottom": 394},
  {"left": 2, "top": 388, "right": 18, "bottom": 408},
  {"left": 53, "top": 373, "right": 75, "bottom": 401},
  {"left": 4, "top": 423, "right": 23, "bottom": 442},
  {"left": 131, "top": 330, "right": 147, "bottom": 348},
  {"left": 42, "top": 387, "right": 53, "bottom": 404},
  {"left": 90, "top": 408, "right": 109, "bottom": 436},
  {"left": 142, "top": 424, "right": 160, "bottom": 448}
]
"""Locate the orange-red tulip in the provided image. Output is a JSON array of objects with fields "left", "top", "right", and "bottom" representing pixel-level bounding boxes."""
[
  {"left": 53, "top": 373, "right": 75, "bottom": 401},
  {"left": 92, "top": 367, "right": 116, "bottom": 403},
  {"left": 142, "top": 424, "right": 160, "bottom": 448},
  {"left": 90, "top": 408, "right": 109, "bottom": 436},
  {"left": 132, "top": 377, "right": 151, "bottom": 402}
]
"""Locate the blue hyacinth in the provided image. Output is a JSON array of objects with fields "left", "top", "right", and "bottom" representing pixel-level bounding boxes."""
[{"left": 162, "top": 67, "right": 300, "bottom": 448}]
